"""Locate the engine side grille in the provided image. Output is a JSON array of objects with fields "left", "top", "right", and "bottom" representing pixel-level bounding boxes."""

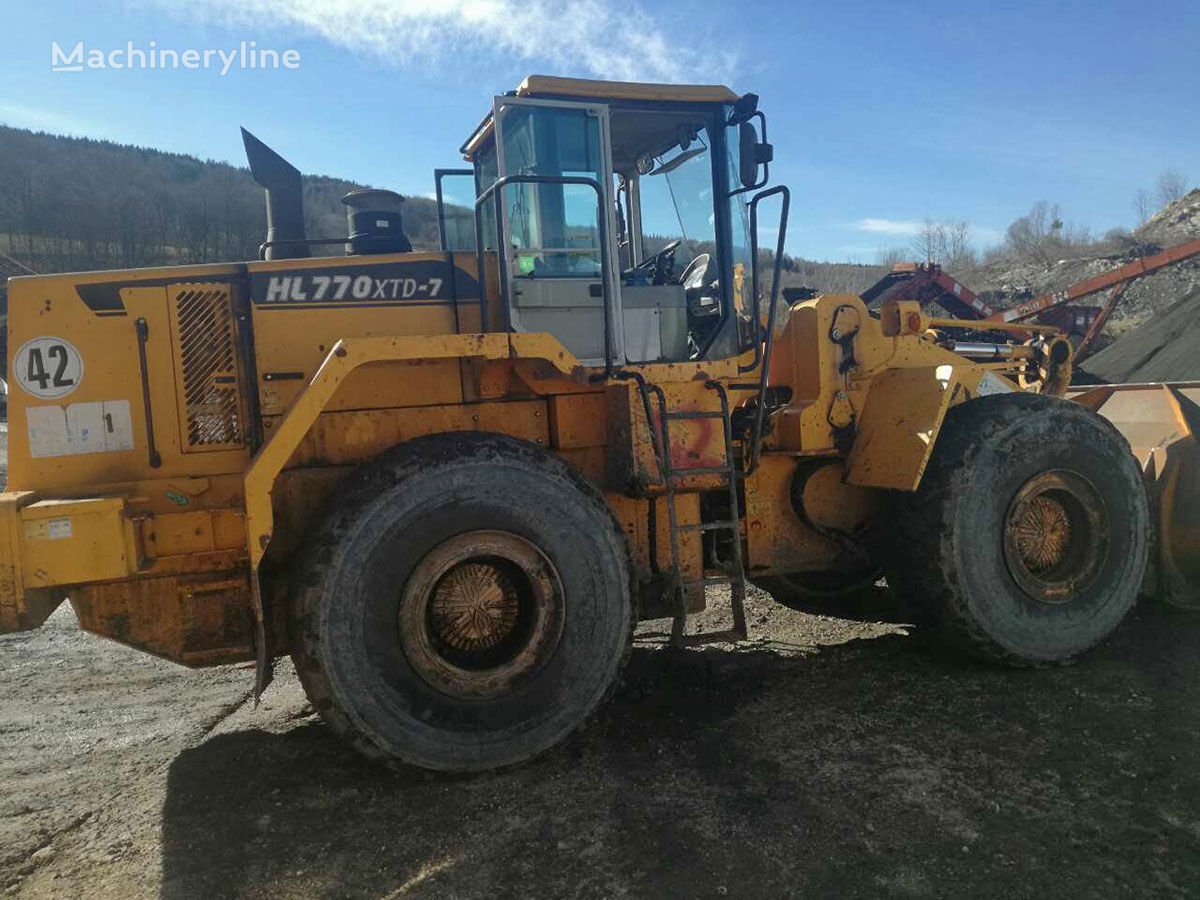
[{"left": 169, "top": 285, "right": 245, "bottom": 451}]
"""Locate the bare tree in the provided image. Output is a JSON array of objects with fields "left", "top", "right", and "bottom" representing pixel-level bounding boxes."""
[
  {"left": 1156, "top": 169, "right": 1188, "bottom": 208},
  {"left": 1133, "top": 188, "right": 1152, "bottom": 226},
  {"left": 911, "top": 219, "right": 942, "bottom": 265},
  {"left": 944, "top": 221, "right": 975, "bottom": 270},
  {"left": 875, "top": 246, "right": 907, "bottom": 267},
  {"left": 911, "top": 219, "right": 976, "bottom": 271},
  {"left": 1006, "top": 201, "right": 1063, "bottom": 270}
]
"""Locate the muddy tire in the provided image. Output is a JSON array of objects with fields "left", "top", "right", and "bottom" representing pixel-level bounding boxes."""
[
  {"left": 290, "top": 432, "right": 633, "bottom": 771},
  {"left": 888, "top": 393, "right": 1149, "bottom": 665}
]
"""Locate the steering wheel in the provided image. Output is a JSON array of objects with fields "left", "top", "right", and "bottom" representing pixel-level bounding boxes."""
[
  {"left": 679, "top": 253, "right": 714, "bottom": 292},
  {"left": 680, "top": 252, "right": 720, "bottom": 319},
  {"left": 629, "top": 239, "right": 681, "bottom": 285},
  {"left": 678, "top": 252, "right": 721, "bottom": 358}
]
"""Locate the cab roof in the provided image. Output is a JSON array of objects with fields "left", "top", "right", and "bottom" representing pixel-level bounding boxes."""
[
  {"left": 461, "top": 75, "right": 740, "bottom": 158},
  {"left": 515, "top": 75, "right": 739, "bottom": 104}
]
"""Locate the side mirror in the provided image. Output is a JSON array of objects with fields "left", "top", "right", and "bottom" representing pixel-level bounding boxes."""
[{"left": 739, "top": 122, "right": 774, "bottom": 189}]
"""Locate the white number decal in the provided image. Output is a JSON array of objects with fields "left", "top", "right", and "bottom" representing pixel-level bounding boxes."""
[{"left": 15, "top": 336, "right": 84, "bottom": 399}]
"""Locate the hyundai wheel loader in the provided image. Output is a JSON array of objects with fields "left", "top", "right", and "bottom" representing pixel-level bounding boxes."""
[{"left": 0, "top": 76, "right": 1179, "bottom": 771}]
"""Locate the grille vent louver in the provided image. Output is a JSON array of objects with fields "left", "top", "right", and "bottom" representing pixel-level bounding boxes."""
[{"left": 170, "top": 286, "right": 245, "bottom": 451}]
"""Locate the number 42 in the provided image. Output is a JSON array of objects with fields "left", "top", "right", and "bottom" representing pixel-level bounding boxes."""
[{"left": 26, "top": 344, "right": 74, "bottom": 390}]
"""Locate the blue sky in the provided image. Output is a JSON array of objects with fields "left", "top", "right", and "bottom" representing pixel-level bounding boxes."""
[{"left": 1, "top": 0, "right": 1196, "bottom": 262}]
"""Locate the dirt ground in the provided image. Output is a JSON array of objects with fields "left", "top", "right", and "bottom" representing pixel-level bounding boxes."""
[{"left": 3, "top": 582, "right": 1200, "bottom": 899}]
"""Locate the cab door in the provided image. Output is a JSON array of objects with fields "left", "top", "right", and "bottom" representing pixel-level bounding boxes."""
[{"left": 490, "top": 96, "right": 622, "bottom": 367}]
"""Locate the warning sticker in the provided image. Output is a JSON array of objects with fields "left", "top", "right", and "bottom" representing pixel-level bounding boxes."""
[{"left": 24, "top": 517, "right": 73, "bottom": 541}]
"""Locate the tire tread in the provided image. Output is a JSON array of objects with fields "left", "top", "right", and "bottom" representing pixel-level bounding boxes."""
[
  {"left": 888, "top": 393, "right": 1145, "bottom": 666},
  {"left": 288, "top": 431, "right": 635, "bottom": 768}
]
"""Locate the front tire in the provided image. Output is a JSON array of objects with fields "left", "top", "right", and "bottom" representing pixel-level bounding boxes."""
[
  {"left": 889, "top": 393, "right": 1149, "bottom": 665},
  {"left": 290, "top": 432, "right": 633, "bottom": 771}
]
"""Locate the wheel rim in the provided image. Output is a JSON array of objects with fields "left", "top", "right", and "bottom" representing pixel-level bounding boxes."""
[
  {"left": 1002, "top": 470, "right": 1109, "bottom": 604},
  {"left": 398, "top": 530, "right": 565, "bottom": 700}
]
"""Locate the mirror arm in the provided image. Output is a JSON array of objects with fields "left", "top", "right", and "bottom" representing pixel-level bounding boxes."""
[{"left": 727, "top": 92, "right": 760, "bottom": 126}]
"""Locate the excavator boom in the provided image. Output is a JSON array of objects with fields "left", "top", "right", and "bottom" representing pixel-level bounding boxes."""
[{"left": 992, "top": 237, "right": 1200, "bottom": 324}]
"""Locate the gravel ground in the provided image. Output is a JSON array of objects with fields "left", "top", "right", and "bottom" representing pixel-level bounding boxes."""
[{"left": 2, "top": 582, "right": 1199, "bottom": 899}]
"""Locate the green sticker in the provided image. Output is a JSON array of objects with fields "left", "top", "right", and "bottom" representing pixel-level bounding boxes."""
[{"left": 165, "top": 489, "right": 190, "bottom": 507}]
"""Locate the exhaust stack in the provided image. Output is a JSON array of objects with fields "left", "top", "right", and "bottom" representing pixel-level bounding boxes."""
[
  {"left": 342, "top": 189, "right": 412, "bottom": 255},
  {"left": 241, "top": 127, "right": 309, "bottom": 260}
]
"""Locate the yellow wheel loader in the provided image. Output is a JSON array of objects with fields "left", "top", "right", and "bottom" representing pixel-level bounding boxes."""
[{"left": 0, "top": 76, "right": 1180, "bottom": 771}]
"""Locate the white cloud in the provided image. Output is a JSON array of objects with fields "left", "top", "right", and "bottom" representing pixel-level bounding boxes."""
[
  {"left": 148, "top": 0, "right": 737, "bottom": 83},
  {"left": 847, "top": 217, "right": 1003, "bottom": 245},
  {"left": 851, "top": 217, "right": 924, "bottom": 236}
]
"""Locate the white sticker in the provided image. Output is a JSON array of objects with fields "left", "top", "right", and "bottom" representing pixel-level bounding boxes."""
[
  {"left": 977, "top": 372, "right": 1016, "bottom": 397},
  {"left": 47, "top": 518, "right": 72, "bottom": 538},
  {"left": 23, "top": 517, "right": 73, "bottom": 541},
  {"left": 45, "top": 518, "right": 72, "bottom": 539},
  {"left": 26, "top": 400, "right": 135, "bottom": 458},
  {"left": 14, "top": 337, "right": 84, "bottom": 399}
]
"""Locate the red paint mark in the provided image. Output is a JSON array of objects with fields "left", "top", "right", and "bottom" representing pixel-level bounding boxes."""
[{"left": 652, "top": 407, "right": 721, "bottom": 470}]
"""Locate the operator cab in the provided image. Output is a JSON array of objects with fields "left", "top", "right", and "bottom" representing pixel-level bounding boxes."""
[{"left": 435, "top": 76, "right": 776, "bottom": 367}]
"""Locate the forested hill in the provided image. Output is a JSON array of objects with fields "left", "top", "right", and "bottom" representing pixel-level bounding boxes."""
[
  {"left": 0, "top": 125, "right": 444, "bottom": 278},
  {"left": 0, "top": 124, "right": 884, "bottom": 305}
]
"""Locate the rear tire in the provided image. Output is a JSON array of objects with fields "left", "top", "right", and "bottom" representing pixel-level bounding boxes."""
[
  {"left": 290, "top": 432, "right": 633, "bottom": 771},
  {"left": 888, "top": 393, "right": 1149, "bottom": 665}
]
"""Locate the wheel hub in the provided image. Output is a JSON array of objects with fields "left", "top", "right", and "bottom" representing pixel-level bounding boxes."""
[
  {"left": 1002, "top": 470, "right": 1108, "bottom": 604},
  {"left": 398, "top": 530, "right": 564, "bottom": 700},
  {"left": 1013, "top": 495, "right": 1072, "bottom": 572},
  {"left": 430, "top": 563, "right": 520, "bottom": 653}
]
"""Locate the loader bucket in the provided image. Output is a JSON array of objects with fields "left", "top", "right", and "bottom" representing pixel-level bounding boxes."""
[{"left": 1070, "top": 382, "right": 1200, "bottom": 609}]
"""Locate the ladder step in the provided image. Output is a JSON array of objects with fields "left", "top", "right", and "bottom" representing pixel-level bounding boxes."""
[
  {"left": 685, "top": 576, "right": 735, "bottom": 589},
  {"left": 677, "top": 520, "right": 739, "bottom": 533},
  {"left": 664, "top": 410, "right": 725, "bottom": 420},
  {"left": 622, "top": 375, "right": 750, "bottom": 653}
]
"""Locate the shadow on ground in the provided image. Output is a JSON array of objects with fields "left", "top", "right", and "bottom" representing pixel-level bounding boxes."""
[{"left": 160, "top": 602, "right": 1200, "bottom": 899}]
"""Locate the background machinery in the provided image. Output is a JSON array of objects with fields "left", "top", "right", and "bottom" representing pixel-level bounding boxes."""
[
  {"left": 0, "top": 77, "right": 1168, "bottom": 771},
  {"left": 864, "top": 237, "right": 1200, "bottom": 357}
]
